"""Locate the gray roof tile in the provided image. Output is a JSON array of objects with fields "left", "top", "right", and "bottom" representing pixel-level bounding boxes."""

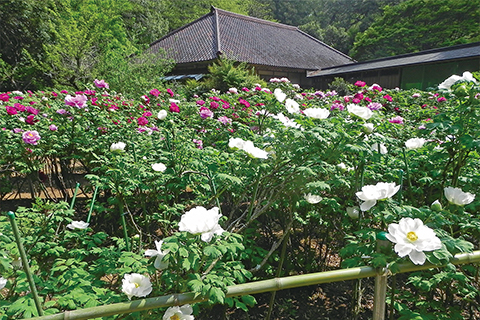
[{"left": 149, "top": 7, "right": 353, "bottom": 70}]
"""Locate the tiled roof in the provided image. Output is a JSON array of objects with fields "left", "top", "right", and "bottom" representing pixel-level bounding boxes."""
[
  {"left": 149, "top": 7, "right": 353, "bottom": 70},
  {"left": 308, "top": 42, "right": 480, "bottom": 77}
]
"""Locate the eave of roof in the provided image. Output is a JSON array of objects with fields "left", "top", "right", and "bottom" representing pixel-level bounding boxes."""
[{"left": 307, "top": 42, "right": 480, "bottom": 77}]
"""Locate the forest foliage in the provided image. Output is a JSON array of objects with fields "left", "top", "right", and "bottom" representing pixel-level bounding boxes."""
[{"left": 0, "top": 0, "right": 478, "bottom": 92}]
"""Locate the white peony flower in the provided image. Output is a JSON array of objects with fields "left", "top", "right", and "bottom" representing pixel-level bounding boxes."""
[
  {"left": 110, "top": 142, "right": 126, "bottom": 152},
  {"left": 178, "top": 206, "right": 224, "bottom": 242},
  {"left": 438, "top": 71, "right": 477, "bottom": 90},
  {"left": 356, "top": 182, "right": 400, "bottom": 211},
  {"left": 242, "top": 140, "right": 269, "bottom": 159},
  {"left": 0, "top": 277, "right": 7, "bottom": 290},
  {"left": 145, "top": 240, "right": 169, "bottom": 270},
  {"left": 430, "top": 200, "right": 442, "bottom": 212},
  {"left": 121, "top": 273, "right": 152, "bottom": 300},
  {"left": 228, "top": 138, "right": 268, "bottom": 159},
  {"left": 67, "top": 220, "right": 89, "bottom": 230},
  {"left": 444, "top": 187, "right": 475, "bottom": 206},
  {"left": 363, "top": 123, "right": 374, "bottom": 133},
  {"left": 285, "top": 98, "right": 300, "bottom": 114},
  {"left": 347, "top": 104, "right": 373, "bottom": 120},
  {"left": 274, "top": 113, "right": 302, "bottom": 130},
  {"left": 274, "top": 88, "right": 286, "bottom": 102},
  {"left": 386, "top": 217, "right": 442, "bottom": 265},
  {"left": 152, "top": 163, "right": 167, "bottom": 172},
  {"left": 405, "top": 138, "right": 427, "bottom": 150},
  {"left": 371, "top": 143, "right": 388, "bottom": 154},
  {"left": 162, "top": 305, "right": 194, "bottom": 320},
  {"left": 157, "top": 110, "right": 168, "bottom": 120},
  {"left": 228, "top": 137, "right": 245, "bottom": 150},
  {"left": 303, "top": 108, "right": 330, "bottom": 119},
  {"left": 304, "top": 193, "right": 322, "bottom": 204},
  {"left": 346, "top": 206, "right": 360, "bottom": 219}
]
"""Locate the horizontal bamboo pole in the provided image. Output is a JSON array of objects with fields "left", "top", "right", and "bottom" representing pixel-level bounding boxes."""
[{"left": 30, "top": 250, "right": 480, "bottom": 320}]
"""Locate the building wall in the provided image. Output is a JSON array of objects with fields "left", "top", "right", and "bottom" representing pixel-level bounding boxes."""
[{"left": 311, "top": 57, "right": 480, "bottom": 91}]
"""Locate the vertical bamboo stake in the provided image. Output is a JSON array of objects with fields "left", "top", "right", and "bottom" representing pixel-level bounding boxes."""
[
  {"left": 373, "top": 232, "right": 390, "bottom": 320},
  {"left": 118, "top": 196, "right": 130, "bottom": 251},
  {"left": 86, "top": 186, "right": 99, "bottom": 223},
  {"left": 6, "top": 211, "right": 44, "bottom": 316},
  {"left": 70, "top": 182, "right": 80, "bottom": 210}
]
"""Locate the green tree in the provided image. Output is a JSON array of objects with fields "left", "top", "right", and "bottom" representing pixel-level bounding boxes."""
[
  {"left": 162, "top": 0, "right": 249, "bottom": 31},
  {"left": 0, "top": 0, "right": 55, "bottom": 90},
  {"left": 350, "top": 0, "right": 480, "bottom": 60}
]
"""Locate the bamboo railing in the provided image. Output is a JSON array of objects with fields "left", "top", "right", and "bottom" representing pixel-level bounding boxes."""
[{"left": 28, "top": 250, "right": 480, "bottom": 320}]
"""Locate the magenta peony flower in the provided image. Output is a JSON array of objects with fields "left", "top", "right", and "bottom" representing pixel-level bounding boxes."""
[
  {"left": 167, "top": 88, "right": 174, "bottom": 97},
  {"left": 0, "top": 93, "right": 9, "bottom": 102},
  {"left": 94, "top": 79, "right": 109, "bottom": 89},
  {"left": 383, "top": 94, "right": 393, "bottom": 102},
  {"left": 169, "top": 102, "right": 180, "bottom": 113},
  {"left": 65, "top": 94, "right": 88, "bottom": 108},
  {"left": 5, "top": 106, "right": 17, "bottom": 115},
  {"left": 354, "top": 80, "right": 366, "bottom": 87},
  {"left": 210, "top": 101, "right": 219, "bottom": 109},
  {"left": 14, "top": 103, "right": 25, "bottom": 112},
  {"left": 137, "top": 117, "right": 148, "bottom": 126},
  {"left": 196, "top": 100, "right": 205, "bottom": 106},
  {"left": 22, "top": 130, "right": 41, "bottom": 145},
  {"left": 25, "top": 114, "right": 36, "bottom": 125},
  {"left": 437, "top": 97, "right": 447, "bottom": 102}
]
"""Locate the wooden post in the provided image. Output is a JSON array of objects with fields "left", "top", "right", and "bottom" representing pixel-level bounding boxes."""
[{"left": 373, "top": 231, "right": 390, "bottom": 320}]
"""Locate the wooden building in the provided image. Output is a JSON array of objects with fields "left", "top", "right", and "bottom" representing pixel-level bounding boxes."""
[
  {"left": 308, "top": 42, "right": 480, "bottom": 90},
  {"left": 148, "top": 7, "right": 353, "bottom": 88}
]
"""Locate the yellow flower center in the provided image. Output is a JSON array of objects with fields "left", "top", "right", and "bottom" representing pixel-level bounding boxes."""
[
  {"left": 406, "top": 231, "right": 418, "bottom": 242},
  {"left": 134, "top": 282, "right": 140, "bottom": 288},
  {"left": 170, "top": 315, "right": 180, "bottom": 320}
]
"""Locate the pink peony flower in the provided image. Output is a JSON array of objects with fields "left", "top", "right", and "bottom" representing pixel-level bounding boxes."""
[
  {"left": 193, "top": 139, "right": 203, "bottom": 149},
  {"left": 65, "top": 94, "right": 88, "bottom": 108},
  {"left": 26, "top": 106, "right": 39, "bottom": 115},
  {"left": 389, "top": 116, "right": 404, "bottom": 124},
  {"left": 210, "top": 101, "right": 219, "bottom": 109},
  {"left": 196, "top": 100, "right": 205, "bottom": 106},
  {"left": 437, "top": 97, "right": 447, "bottom": 102},
  {"left": 367, "top": 102, "right": 383, "bottom": 111},
  {"left": 22, "top": 130, "right": 41, "bottom": 145},
  {"left": 199, "top": 107, "right": 214, "bottom": 119},
  {"left": 330, "top": 103, "right": 344, "bottom": 111},
  {"left": 49, "top": 124, "right": 58, "bottom": 131},
  {"left": 149, "top": 89, "right": 160, "bottom": 97},
  {"left": 94, "top": 79, "right": 109, "bottom": 89},
  {"left": 142, "top": 111, "right": 152, "bottom": 117},
  {"left": 167, "top": 88, "right": 174, "bottom": 97},
  {"left": 60, "top": 90, "right": 68, "bottom": 94},
  {"left": 218, "top": 116, "right": 232, "bottom": 125},
  {"left": 383, "top": 94, "right": 393, "bottom": 102}
]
